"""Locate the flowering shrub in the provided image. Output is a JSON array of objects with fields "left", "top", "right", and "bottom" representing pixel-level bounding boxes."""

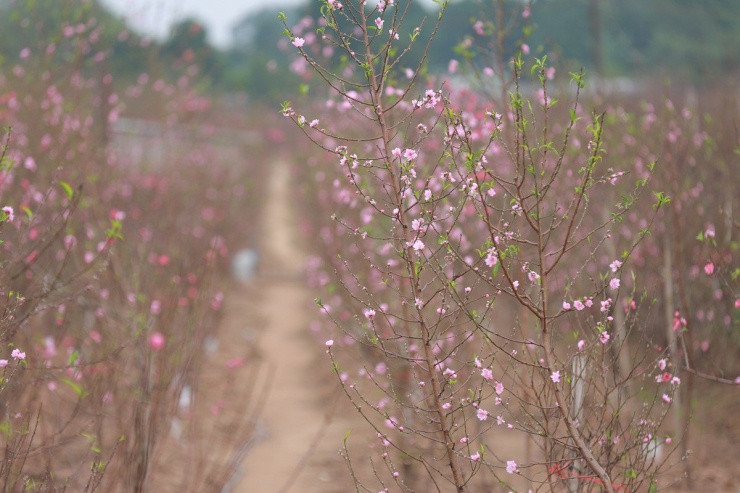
[
  {"left": 281, "top": 0, "right": 739, "bottom": 491},
  {"left": 0, "top": 2, "right": 268, "bottom": 490}
]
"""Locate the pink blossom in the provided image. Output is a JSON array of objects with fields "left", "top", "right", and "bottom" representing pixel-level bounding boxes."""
[
  {"left": 662, "top": 394, "right": 671, "bottom": 404},
  {"left": 658, "top": 359, "right": 667, "bottom": 370},
  {"left": 550, "top": 371, "right": 561, "bottom": 383},
  {"left": 149, "top": 332, "right": 165, "bottom": 351},
  {"left": 470, "top": 452, "right": 481, "bottom": 462},
  {"left": 485, "top": 253, "right": 498, "bottom": 267},
  {"left": 448, "top": 59, "right": 459, "bottom": 73},
  {"left": 0, "top": 360, "right": 8, "bottom": 368},
  {"left": 599, "top": 331, "right": 610, "bottom": 344},
  {"left": 495, "top": 381, "right": 504, "bottom": 395},
  {"left": 411, "top": 239, "right": 425, "bottom": 251},
  {"left": 573, "top": 300, "right": 585, "bottom": 311},
  {"left": 325, "top": 339, "right": 334, "bottom": 348},
  {"left": 610, "top": 260, "right": 623, "bottom": 272},
  {"left": 292, "top": 37, "right": 305, "bottom": 48},
  {"left": 481, "top": 368, "right": 493, "bottom": 380},
  {"left": 374, "top": 18, "right": 384, "bottom": 31},
  {"left": 364, "top": 308, "right": 376, "bottom": 319},
  {"left": 521, "top": 44, "right": 530, "bottom": 55},
  {"left": 609, "top": 278, "right": 620, "bottom": 290},
  {"left": 2, "top": 206, "right": 14, "bottom": 221},
  {"left": 11, "top": 349, "right": 25, "bottom": 360},
  {"left": 225, "top": 357, "right": 245, "bottom": 369},
  {"left": 704, "top": 262, "right": 714, "bottom": 275},
  {"left": 672, "top": 311, "right": 687, "bottom": 331},
  {"left": 403, "top": 148, "right": 418, "bottom": 161},
  {"left": 476, "top": 408, "right": 489, "bottom": 421},
  {"left": 563, "top": 301, "right": 571, "bottom": 310},
  {"left": 577, "top": 340, "right": 586, "bottom": 351},
  {"left": 506, "top": 460, "right": 519, "bottom": 474}
]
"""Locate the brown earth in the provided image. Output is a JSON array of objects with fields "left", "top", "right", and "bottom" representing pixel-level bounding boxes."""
[{"left": 228, "top": 160, "right": 361, "bottom": 493}]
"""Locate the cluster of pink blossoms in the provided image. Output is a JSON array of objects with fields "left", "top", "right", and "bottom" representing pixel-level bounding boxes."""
[
  {"left": 376, "top": 0, "right": 394, "bottom": 13},
  {"left": 391, "top": 147, "right": 418, "bottom": 161},
  {"left": 412, "top": 89, "right": 442, "bottom": 109},
  {"left": 0, "top": 348, "right": 26, "bottom": 367}
]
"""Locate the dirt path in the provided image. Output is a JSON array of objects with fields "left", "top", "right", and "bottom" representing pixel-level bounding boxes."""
[{"left": 226, "top": 160, "right": 357, "bottom": 493}]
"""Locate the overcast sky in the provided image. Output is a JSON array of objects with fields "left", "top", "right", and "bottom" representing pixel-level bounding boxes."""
[{"left": 99, "top": 0, "right": 306, "bottom": 48}]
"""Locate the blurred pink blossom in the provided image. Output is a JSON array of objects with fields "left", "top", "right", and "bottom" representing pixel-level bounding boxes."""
[{"left": 149, "top": 332, "right": 165, "bottom": 351}]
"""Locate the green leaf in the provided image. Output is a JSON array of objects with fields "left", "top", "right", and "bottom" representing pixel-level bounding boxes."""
[
  {"left": 59, "top": 181, "right": 74, "bottom": 200},
  {"left": 106, "top": 219, "right": 123, "bottom": 240},
  {"left": 60, "top": 378, "right": 86, "bottom": 398}
]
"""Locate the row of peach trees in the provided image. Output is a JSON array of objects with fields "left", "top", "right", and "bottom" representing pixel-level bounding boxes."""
[
  {"left": 0, "top": 2, "right": 267, "bottom": 491},
  {"left": 282, "top": 0, "right": 739, "bottom": 491}
]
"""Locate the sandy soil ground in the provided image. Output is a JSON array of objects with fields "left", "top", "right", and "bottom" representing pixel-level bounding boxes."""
[{"left": 228, "top": 161, "right": 360, "bottom": 493}]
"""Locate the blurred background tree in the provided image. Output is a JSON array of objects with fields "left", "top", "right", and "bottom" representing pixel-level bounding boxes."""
[{"left": 2, "top": 0, "right": 738, "bottom": 102}]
